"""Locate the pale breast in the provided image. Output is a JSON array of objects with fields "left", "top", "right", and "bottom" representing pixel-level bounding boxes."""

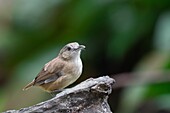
[
  {"left": 63, "top": 57, "right": 83, "bottom": 79},
  {"left": 75, "top": 57, "right": 83, "bottom": 76}
]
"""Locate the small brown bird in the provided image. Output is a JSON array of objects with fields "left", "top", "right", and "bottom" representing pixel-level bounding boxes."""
[{"left": 23, "top": 42, "right": 85, "bottom": 93}]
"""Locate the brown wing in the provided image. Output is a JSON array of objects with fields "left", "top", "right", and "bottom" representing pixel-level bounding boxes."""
[
  {"left": 23, "top": 58, "right": 65, "bottom": 90},
  {"left": 33, "top": 59, "right": 65, "bottom": 86}
]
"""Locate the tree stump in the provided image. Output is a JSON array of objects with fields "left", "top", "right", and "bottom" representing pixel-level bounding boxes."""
[{"left": 4, "top": 76, "right": 115, "bottom": 113}]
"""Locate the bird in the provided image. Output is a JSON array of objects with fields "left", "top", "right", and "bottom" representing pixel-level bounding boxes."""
[{"left": 23, "top": 42, "right": 85, "bottom": 93}]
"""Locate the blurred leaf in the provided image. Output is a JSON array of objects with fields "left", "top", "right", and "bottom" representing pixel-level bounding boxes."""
[
  {"left": 107, "top": 3, "right": 155, "bottom": 59},
  {"left": 155, "top": 95, "right": 170, "bottom": 109},
  {"left": 13, "top": 0, "right": 64, "bottom": 29},
  {"left": 117, "top": 86, "right": 147, "bottom": 113},
  {"left": 144, "top": 82, "right": 170, "bottom": 99},
  {"left": 154, "top": 12, "right": 170, "bottom": 53},
  {"left": 0, "top": 90, "right": 7, "bottom": 112}
]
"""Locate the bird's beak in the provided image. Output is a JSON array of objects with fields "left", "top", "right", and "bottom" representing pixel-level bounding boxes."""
[{"left": 79, "top": 45, "right": 85, "bottom": 50}]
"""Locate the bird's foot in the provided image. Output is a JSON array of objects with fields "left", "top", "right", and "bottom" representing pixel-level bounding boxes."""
[{"left": 50, "top": 89, "right": 65, "bottom": 97}]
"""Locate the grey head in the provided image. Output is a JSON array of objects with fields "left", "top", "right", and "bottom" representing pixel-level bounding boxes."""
[{"left": 59, "top": 42, "right": 85, "bottom": 60}]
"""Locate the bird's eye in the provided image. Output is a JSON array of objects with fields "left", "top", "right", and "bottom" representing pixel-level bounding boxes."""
[{"left": 67, "top": 47, "right": 71, "bottom": 51}]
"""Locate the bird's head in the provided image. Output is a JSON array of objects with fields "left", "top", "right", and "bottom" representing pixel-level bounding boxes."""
[{"left": 59, "top": 42, "right": 85, "bottom": 60}]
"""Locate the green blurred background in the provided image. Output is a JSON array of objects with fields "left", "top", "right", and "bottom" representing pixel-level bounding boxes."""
[{"left": 0, "top": 0, "right": 170, "bottom": 113}]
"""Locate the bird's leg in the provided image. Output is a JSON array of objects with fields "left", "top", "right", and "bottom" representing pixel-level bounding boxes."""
[
  {"left": 50, "top": 89, "right": 65, "bottom": 97},
  {"left": 52, "top": 89, "right": 65, "bottom": 93},
  {"left": 50, "top": 92, "right": 56, "bottom": 97}
]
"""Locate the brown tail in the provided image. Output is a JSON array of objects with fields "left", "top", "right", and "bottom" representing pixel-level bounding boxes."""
[{"left": 23, "top": 81, "right": 34, "bottom": 91}]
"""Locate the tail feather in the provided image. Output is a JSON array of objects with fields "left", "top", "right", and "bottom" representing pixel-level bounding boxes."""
[{"left": 23, "top": 81, "right": 34, "bottom": 91}]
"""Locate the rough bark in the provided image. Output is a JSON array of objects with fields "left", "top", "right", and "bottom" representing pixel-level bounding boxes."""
[{"left": 4, "top": 76, "right": 115, "bottom": 113}]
